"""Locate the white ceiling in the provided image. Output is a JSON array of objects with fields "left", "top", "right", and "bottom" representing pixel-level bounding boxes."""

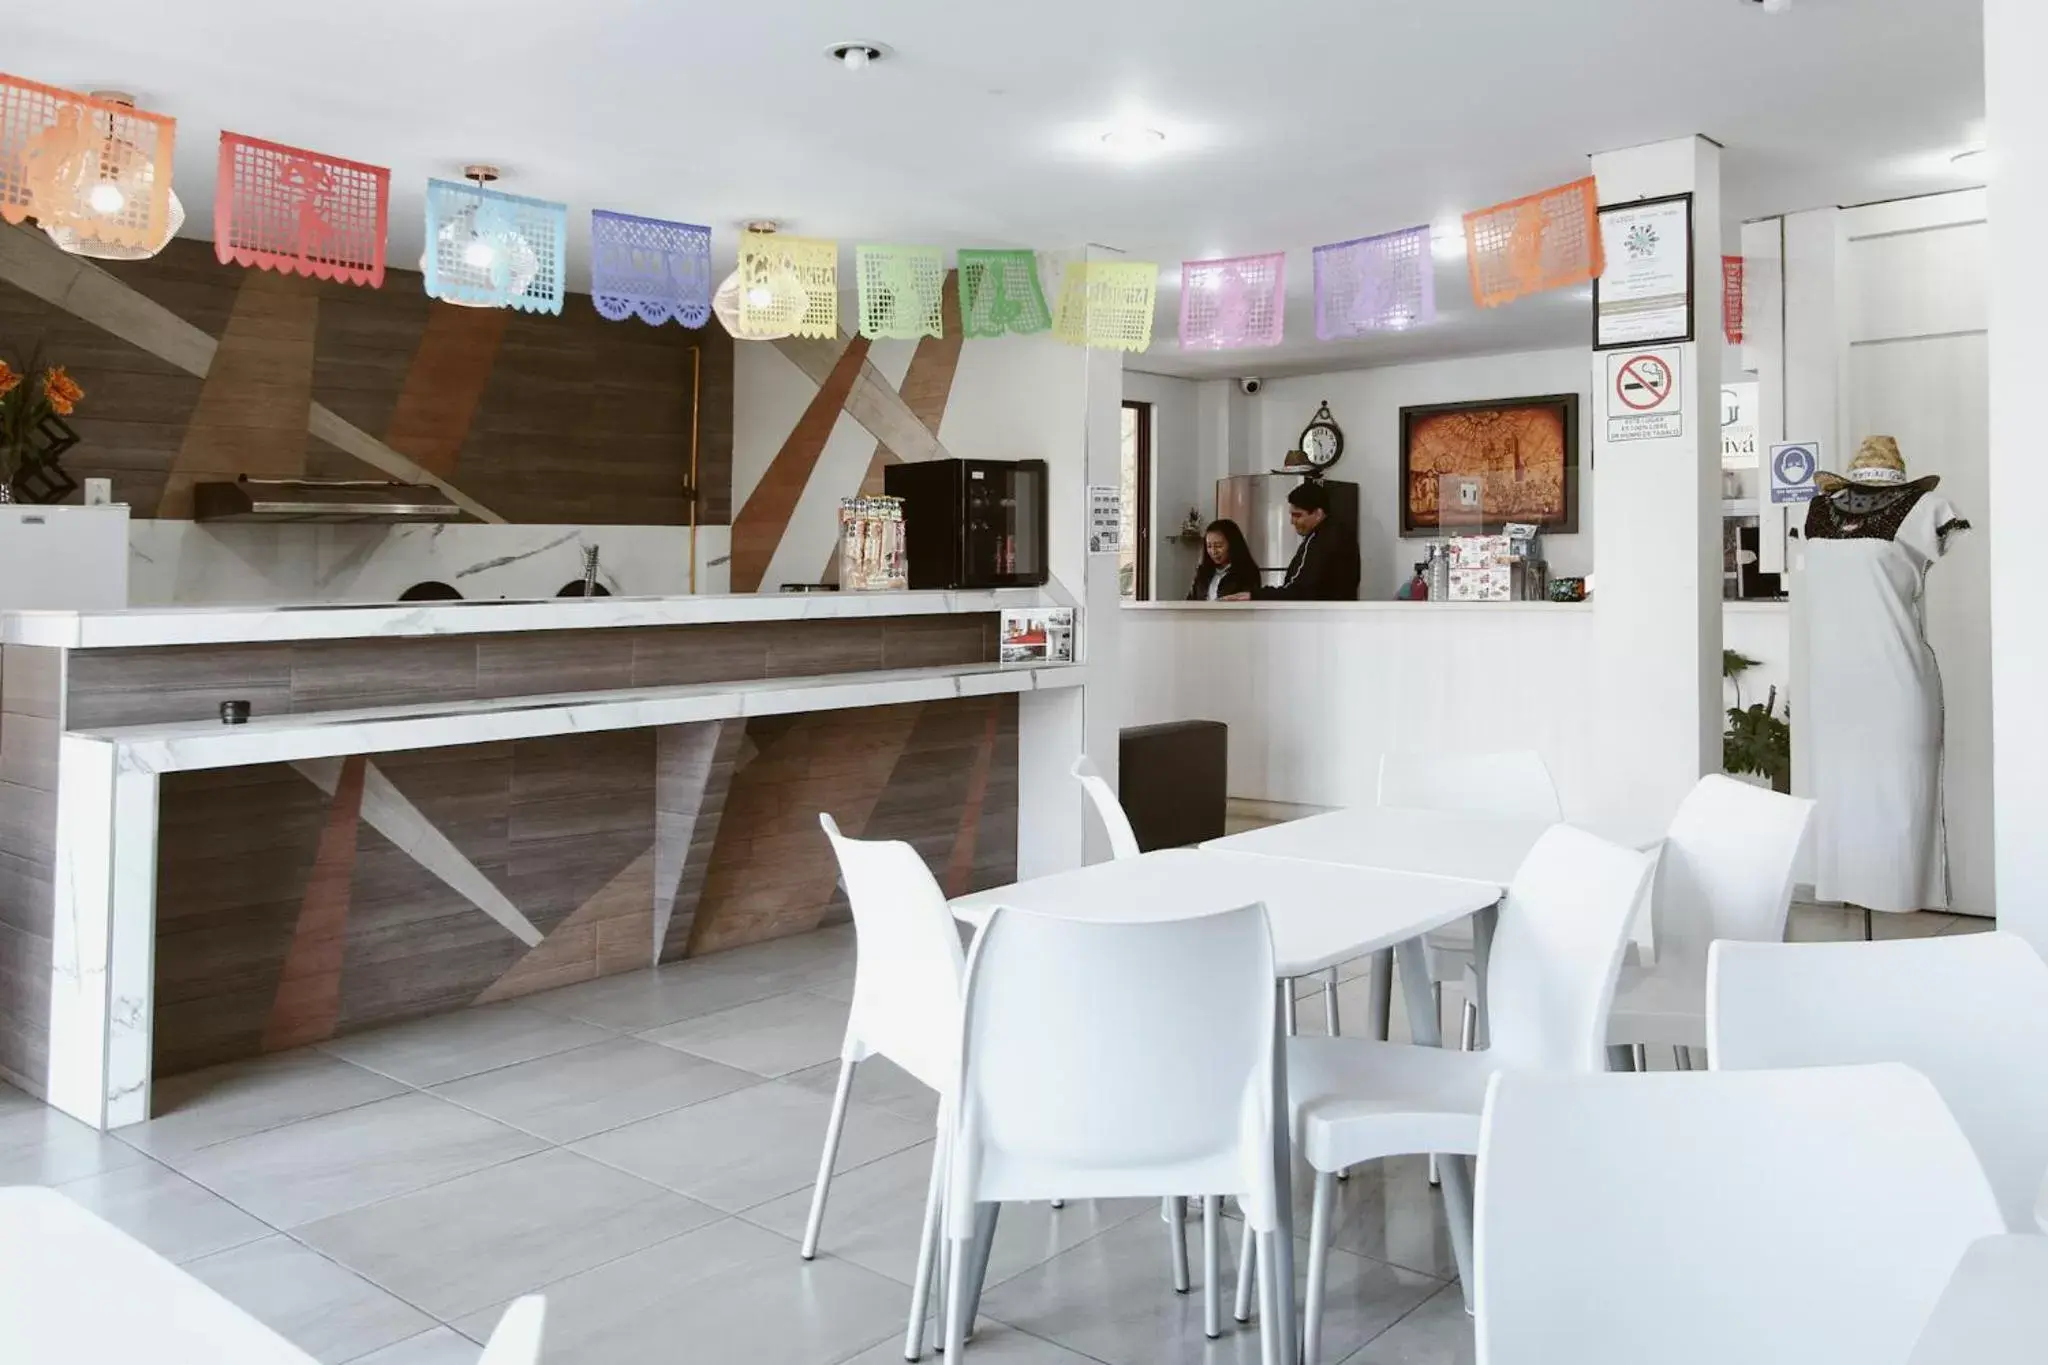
[{"left": 15, "top": 0, "right": 1984, "bottom": 378}]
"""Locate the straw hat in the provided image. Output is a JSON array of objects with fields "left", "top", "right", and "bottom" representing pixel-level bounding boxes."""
[{"left": 1814, "top": 435, "right": 1938, "bottom": 494}]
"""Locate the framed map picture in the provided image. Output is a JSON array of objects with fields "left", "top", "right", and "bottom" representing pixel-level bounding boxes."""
[{"left": 1398, "top": 394, "right": 1580, "bottom": 536}]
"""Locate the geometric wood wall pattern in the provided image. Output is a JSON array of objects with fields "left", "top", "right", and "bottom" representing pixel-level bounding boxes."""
[{"left": 0, "top": 227, "right": 732, "bottom": 526}]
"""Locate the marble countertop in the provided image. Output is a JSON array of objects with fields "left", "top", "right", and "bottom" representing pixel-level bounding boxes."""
[
  {"left": 4, "top": 587, "right": 1070, "bottom": 650},
  {"left": 73, "top": 659, "right": 1085, "bottom": 774}
]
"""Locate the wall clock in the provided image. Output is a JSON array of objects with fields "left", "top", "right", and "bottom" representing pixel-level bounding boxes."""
[{"left": 1300, "top": 401, "right": 1344, "bottom": 470}]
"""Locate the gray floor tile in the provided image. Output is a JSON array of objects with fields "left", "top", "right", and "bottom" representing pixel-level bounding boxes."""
[
  {"left": 746, "top": 1141, "right": 1150, "bottom": 1288},
  {"left": 1289, "top": 1156, "right": 1459, "bottom": 1280},
  {"left": 1785, "top": 904, "right": 1956, "bottom": 942},
  {"left": 121, "top": 1049, "right": 408, "bottom": 1160},
  {"left": 785, "top": 1054, "right": 943, "bottom": 1126},
  {"left": 54, "top": 1160, "right": 271, "bottom": 1263},
  {"left": 519, "top": 962, "right": 796, "bottom": 1033},
  {"left": 0, "top": 1081, "right": 39, "bottom": 1117},
  {"left": 981, "top": 1211, "right": 1440, "bottom": 1365},
  {"left": 299, "top": 1147, "right": 717, "bottom": 1321},
  {"left": 1336, "top": 1283, "right": 1473, "bottom": 1364},
  {"left": 429, "top": 1036, "right": 758, "bottom": 1143},
  {"left": 450, "top": 1217, "right": 908, "bottom": 1365},
  {"left": 0, "top": 1102, "right": 149, "bottom": 1186},
  {"left": 319, "top": 1002, "right": 611, "bottom": 1088},
  {"left": 176, "top": 1091, "right": 544, "bottom": 1228},
  {"left": 185, "top": 1235, "right": 436, "bottom": 1365},
  {"left": 639, "top": 990, "right": 852, "bottom": 1078},
  {"left": 342, "top": 1326, "right": 484, "bottom": 1365},
  {"left": 570, "top": 1079, "right": 927, "bottom": 1213},
  {"left": 836, "top": 1318, "right": 1105, "bottom": 1363},
  {"left": 1943, "top": 914, "right": 1996, "bottom": 935}
]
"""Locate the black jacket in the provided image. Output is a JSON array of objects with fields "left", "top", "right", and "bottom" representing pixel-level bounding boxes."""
[
  {"left": 1257, "top": 522, "right": 1361, "bottom": 601},
  {"left": 1188, "top": 560, "right": 1261, "bottom": 601}
]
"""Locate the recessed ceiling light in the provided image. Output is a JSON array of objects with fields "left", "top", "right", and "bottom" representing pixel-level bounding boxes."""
[
  {"left": 1102, "top": 125, "right": 1167, "bottom": 154},
  {"left": 826, "top": 41, "right": 889, "bottom": 71}
]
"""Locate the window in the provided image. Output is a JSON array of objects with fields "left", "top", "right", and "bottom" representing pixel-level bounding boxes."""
[{"left": 1119, "top": 400, "right": 1153, "bottom": 601}]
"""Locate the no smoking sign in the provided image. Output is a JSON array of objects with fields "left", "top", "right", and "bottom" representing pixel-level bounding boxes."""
[{"left": 1605, "top": 346, "right": 1684, "bottom": 443}]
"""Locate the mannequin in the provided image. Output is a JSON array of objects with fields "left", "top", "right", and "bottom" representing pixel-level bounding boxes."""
[{"left": 1799, "top": 436, "right": 1970, "bottom": 934}]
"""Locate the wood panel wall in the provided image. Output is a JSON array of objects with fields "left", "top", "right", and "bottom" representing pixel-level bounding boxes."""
[{"left": 0, "top": 231, "right": 734, "bottom": 526}]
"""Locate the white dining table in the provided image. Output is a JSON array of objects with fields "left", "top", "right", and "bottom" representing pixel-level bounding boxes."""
[
  {"left": 951, "top": 846, "right": 1504, "bottom": 1353},
  {"left": 0, "top": 1185, "right": 315, "bottom": 1363},
  {"left": 1907, "top": 1234, "right": 2048, "bottom": 1364}
]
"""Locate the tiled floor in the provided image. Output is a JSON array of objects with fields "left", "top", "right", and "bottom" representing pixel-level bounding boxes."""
[{"left": 0, "top": 847, "right": 1990, "bottom": 1365}]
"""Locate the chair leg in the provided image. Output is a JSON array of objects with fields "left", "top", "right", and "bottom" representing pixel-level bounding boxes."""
[
  {"left": 1167, "top": 1197, "right": 1191, "bottom": 1293},
  {"left": 799, "top": 1056, "right": 858, "bottom": 1260},
  {"left": 1049, "top": 1199, "right": 1063, "bottom": 1209},
  {"left": 902, "top": 1134, "right": 946, "bottom": 1360},
  {"left": 1673, "top": 1045, "right": 1692, "bottom": 1071},
  {"left": 941, "top": 1232, "right": 972, "bottom": 1357},
  {"left": 1323, "top": 968, "right": 1342, "bottom": 1036},
  {"left": 1202, "top": 1196, "right": 1222, "bottom": 1339},
  {"left": 1368, "top": 948, "right": 1394, "bottom": 1042},
  {"left": 1234, "top": 1217, "right": 1256, "bottom": 1323},
  {"left": 963, "top": 1201, "right": 1000, "bottom": 1334},
  {"left": 1864, "top": 906, "right": 1875, "bottom": 940},
  {"left": 1284, "top": 983, "right": 1300, "bottom": 1037},
  {"left": 1304, "top": 1171, "right": 1335, "bottom": 1365},
  {"left": 1632, "top": 1043, "right": 1649, "bottom": 1073},
  {"left": 1255, "top": 1231, "right": 1283, "bottom": 1365},
  {"left": 1430, "top": 980, "right": 1444, "bottom": 1039},
  {"left": 1459, "top": 998, "right": 1478, "bottom": 1052},
  {"left": 1436, "top": 1155, "right": 1478, "bottom": 1315}
]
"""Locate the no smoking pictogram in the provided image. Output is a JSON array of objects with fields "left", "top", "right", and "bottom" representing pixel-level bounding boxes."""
[
  {"left": 1616, "top": 354, "right": 1674, "bottom": 410},
  {"left": 1605, "top": 345, "right": 1685, "bottom": 443}
]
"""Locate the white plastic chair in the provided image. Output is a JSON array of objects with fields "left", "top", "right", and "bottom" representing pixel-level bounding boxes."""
[
  {"left": 1474, "top": 1065, "right": 2004, "bottom": 1365},
  {"left": 1284, "top": 825, "right": 1654, "bottom": 1361},
  {"left": 1072, "top": 755, "right": 1141, "bottom": 859},
  {"left": 938, "top": 902, "right": 1283, "bottom": 1363},
  {"left": 1708, "top": 932, "right": 2048, "bottom": 1230},
  {"left": 1377, "top": 750, "right": 1562, "bottom": 1049},
  {"left": 807, "top": 814, "right": 966, "bottom": 1359},
  {"left": 477, "top": 1296, "right": 545, "bottom": 1365},
  {"left": 1606, "top": 774, "right": 1814, "bottom": 1064}
]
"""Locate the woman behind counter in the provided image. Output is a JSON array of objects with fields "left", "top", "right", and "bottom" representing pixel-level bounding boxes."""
[{"left": 1188, "top": 519, "right": 1261, "bottom": 601}]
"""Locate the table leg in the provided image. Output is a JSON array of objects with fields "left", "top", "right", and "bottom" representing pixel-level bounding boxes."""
[
  {"left": 1268, "top": 980, "right": 1298, "bottom": 1364},
  {"left": 1367, "top": 949, "right": 1393, "bottom": 1042},
  {"left": 1395, "top": 937, "right": 1477, "bottom": 1314},
  {"left": 1470, "top": 902, "right": 1499, "bottom": 1049}
]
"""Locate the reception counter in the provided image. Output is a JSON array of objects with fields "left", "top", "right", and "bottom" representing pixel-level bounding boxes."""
[
  {"left": 1120, "top": 598, "right": 1789, "bottom": 832},
  {"left": 0, "top": 589, "right": 1078, "bottom": 1128}
]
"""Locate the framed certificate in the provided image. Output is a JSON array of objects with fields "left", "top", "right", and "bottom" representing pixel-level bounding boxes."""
[{"left": 1593, "top": 193, "right": 1694, "bottom": 350}]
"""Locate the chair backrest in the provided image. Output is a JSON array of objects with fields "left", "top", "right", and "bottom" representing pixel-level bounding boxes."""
[
  {"left": 1652, "top": 774, "right": 1814, "bottom": 959},
  {"left": 1376, "top": 750, "right": 1562, "bottom": 823},
  {"left": 1484, "top": 825, "right": 1657, "bottom": 1073},
  {"left": 820, "top": 813, "right": 966, "bottom": 1091},
  {"left": 1475, "top": 1065, "right": 2004, "bottom": 1365},
  {"left": 1072, "top": 755, "right": 1142, "bottom": 860},
  {"left": 1709, "top": 933, "right": 2048, "bottom": 1230},
  {"left": 478, "top": 1296, "right": 545, "bottom": 1365},
  {"left": 949, "top": 902, "right": 1277, "bottom": 1230}
]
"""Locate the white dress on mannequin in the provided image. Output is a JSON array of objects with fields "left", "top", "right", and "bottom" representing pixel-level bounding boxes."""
[{"left": 1802, "top": 487, "right": 1968, "bottom": 913}]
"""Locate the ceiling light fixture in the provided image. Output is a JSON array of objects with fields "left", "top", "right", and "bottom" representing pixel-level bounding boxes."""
[
  {"left": 1101, "top": 124, "right": 1167, "bottom": 155},
  {"left": 827, "top": 42, "right": 888, "bottom": 71},
  {"left": 40, "top": 89, "right": 185, "bottom": 261},
  {"left": 419, "top": 165, "right": 540, "bottom": 309},
  {"left": 1748, "top": 0, "right": 1791, "bottom": 13}
]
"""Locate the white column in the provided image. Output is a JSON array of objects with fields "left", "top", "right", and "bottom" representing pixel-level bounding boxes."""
[
  {"left": 1987, "top": 0, "right": 2048, "bottom": 945},
  {"left": 1590, "top": 136, "right": 1724, "bottom": 842}
]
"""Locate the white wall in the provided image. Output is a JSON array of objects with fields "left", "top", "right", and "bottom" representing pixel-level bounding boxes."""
[{"left": 1252, "top": 349, "right": 1595, "bottom": 597}]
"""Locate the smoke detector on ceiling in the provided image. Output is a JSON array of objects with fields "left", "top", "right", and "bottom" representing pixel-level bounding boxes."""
[
  {"left": 826, "top": 41, "right": 890, "bottom": 70},
  {"left": 1749, "top": 0, "right": 1791, "bottom": 12}
]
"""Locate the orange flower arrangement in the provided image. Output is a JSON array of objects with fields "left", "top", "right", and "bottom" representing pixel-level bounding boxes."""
[{"left": 0, "top": 348, "right": 87, "bottom": 486}]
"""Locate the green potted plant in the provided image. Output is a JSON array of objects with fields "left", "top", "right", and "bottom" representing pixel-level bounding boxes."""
[{"left": 1723, "top": 649, "right": 1791, "bottom": 793}]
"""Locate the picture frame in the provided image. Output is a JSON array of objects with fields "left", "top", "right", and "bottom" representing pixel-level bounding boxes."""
[
  {"left": 1592, "top": 192, "right": 1695, "bottom": 350},
  {"left": 1398, "top": 393, "right": 1581, "bottom": 536}
]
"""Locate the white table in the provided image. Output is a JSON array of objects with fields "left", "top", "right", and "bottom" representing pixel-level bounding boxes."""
[
  {"left": 952, "top": 847, "right": 1503, "bottom": 1351},
  {"left": 1908, "top": 1234, "right": 2048, "bottom": 1364},
  {"left": 0, "top": 1186, "right": 314, "bottom": 1363}
]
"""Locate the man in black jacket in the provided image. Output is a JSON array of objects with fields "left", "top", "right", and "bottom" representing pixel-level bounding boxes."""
[{"left": 1228, "top": 480, "right": 1360, "bottom": 601}]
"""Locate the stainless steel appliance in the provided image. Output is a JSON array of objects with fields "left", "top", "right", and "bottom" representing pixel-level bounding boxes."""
[
  {"left": 884, "top": 458, "right": 1050, "bottom": 590},
  {"left": 193, "top": 478, "right": 466, "bottom": 524},
  {"left": 1214, "top": 474, "right": 1361, "bottom": 592}
]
